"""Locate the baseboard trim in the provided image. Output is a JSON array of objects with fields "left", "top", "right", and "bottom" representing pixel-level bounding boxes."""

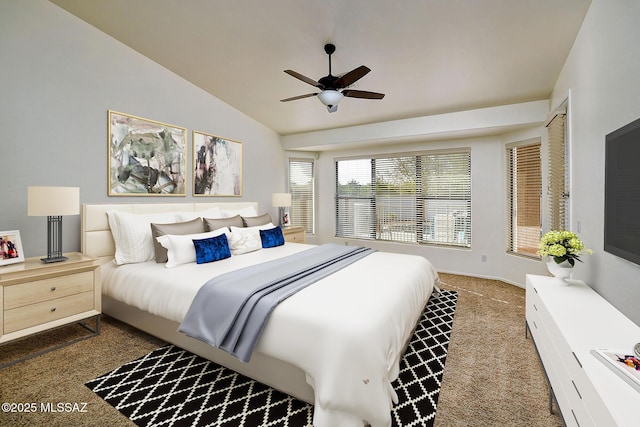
[{"left": 436, "top": 269, "right": 525, "bottom": 289}]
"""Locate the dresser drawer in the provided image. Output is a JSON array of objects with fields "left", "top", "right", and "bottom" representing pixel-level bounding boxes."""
[
  {"left": 528, "top": 301, "right": 589, "bottom": 426},
  {"left": 4, "top": 291, "right": 94, "bottom": 333},
  {"left": 545, "top": 322, "right": 613, "bottom": 426},
  {"left": 4, "top": 271, "right": 94, "bottom": 310}
]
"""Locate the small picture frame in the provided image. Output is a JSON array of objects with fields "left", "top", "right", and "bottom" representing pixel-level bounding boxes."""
[
  {"left": 0, "top": 230, "right": 25, "bottom": 266},
  {"left": 281, "top": 208, "right": 290, "bottom": 227}
]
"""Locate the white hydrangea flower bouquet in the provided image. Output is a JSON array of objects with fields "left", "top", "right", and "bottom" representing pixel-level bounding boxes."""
[{"left": 538, "top": 230, "right": 592, "bottom": 266}]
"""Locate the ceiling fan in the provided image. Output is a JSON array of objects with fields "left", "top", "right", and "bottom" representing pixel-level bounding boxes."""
[{"left": 281, "top": 43, "right": 385, "bottom": 113}]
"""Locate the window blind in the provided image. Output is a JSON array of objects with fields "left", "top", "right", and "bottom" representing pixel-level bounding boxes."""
[
  {"left": 288, "top": 158, "right": 314, "bottom": 233},
  {"left": 547, "top": 111, "right": 568, "bottom": 231},
  {"left": 421, "top": 152, "right": 471, "bottom": 246},
  {"left": 336, "top": 158, "right": 375, "bottom": 239},
  {"left": 506, "top": 141, "right": 542, "bottom": 257},
  {"left": 374, "top": 156, "right": 417, "bottom": 243},
  {"left": 336, "top": 150, "right": 471, "bottom": 247}
]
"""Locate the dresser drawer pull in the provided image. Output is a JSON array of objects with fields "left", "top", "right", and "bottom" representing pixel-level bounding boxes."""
[
  {"left": 50, "top": 307, "right": 57, "bottom": 312},
  {"left": 572, "top": 351, "right": 582, "bottom": 368},
  {"left": 533, "top": 303, "right": 537, "bottom": 311},
  {"left": 572, "top": 380, "right": 582, "bottom": 399},
  {"left": 533, "top": 321, "right": 537, "bottom": 330},
  {"left": 571, "top": 409, "right": 580, "bottom": 426},
  {"left": 50, "top": 286, "right": 57, "bottom": 291}
]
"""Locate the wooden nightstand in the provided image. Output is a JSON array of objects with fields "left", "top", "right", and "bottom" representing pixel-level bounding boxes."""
[
  {"left": 0, "top": 252, "right": 101, "bottom": 368},
  {"left": 282, "top": 225, "right": 306, "bottom": 243}
]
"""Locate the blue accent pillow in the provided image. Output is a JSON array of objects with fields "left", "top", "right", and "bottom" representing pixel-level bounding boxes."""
[
  {"left": 260, "top": 226, "right": 285, "bottom": 248},
  {"left": 193, "top": 234, "right": 231, "bottom": 264}
]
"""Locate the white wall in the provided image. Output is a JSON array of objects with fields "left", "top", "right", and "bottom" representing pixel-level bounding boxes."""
[
  {"left": 307, "top": 127, "right": 549, "bottom": 286},
  {"left": 281, "top": 100, "right": 549, "bottom": 151},
  {"left": 284, "top": 101, "right": 550, "bottom": 286},
  {"left": 550, "top": 0, "right": 640, "bottom": 325},
  {"left": 0, "top": 0, "right": 285, "bottom": 257}
]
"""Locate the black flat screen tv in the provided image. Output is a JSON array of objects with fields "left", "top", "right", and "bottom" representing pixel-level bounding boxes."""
[{"left": 604, "top": 116, "right": 640, "bottom": 265}]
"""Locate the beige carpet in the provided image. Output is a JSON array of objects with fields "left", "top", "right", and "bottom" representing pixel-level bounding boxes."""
[
  {"left": 434, "top": 274, "right": 562, "bottom": 427},
  {"left": 0, "top": 274, "right": 562, "bottom": 427}
]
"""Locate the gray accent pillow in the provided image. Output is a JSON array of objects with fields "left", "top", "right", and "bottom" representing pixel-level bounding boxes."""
[
  {"left": 204, "top": 215, "right": 244, "bottom": 231},
  {"left": 242, "top": 213, "right": 273, "bottom": 227},
  {"left": 151, "top": 218, "right": 205, "bottom": 263}
]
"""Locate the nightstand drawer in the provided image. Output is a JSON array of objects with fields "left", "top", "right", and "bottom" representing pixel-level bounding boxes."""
[
  {"left": 4, "top": 291, "right": 94, "bottom": 333},
  {"left": 282, "top": 226, "right": 306, "bottom": 243},
  {"left": 4, "top": 271, "right": 94, "bottom": 310},
  {"left": 285, "top": 231, "right": 305, "bottom": 242}
]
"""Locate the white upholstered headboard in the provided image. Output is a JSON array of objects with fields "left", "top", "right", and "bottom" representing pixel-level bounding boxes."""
[{"left": 81, "top": 202, "right": 259, "bottom": 258}]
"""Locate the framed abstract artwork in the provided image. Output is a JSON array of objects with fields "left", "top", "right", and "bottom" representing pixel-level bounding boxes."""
[
  {"left": 0, "top": 230, "right": 25, "bottom": 266},
  {"left": 193, "top": 131, "right": 242, "bottom": 196},
  {"left": 108, "top": 110, "right": 187, "bottom": 196}
]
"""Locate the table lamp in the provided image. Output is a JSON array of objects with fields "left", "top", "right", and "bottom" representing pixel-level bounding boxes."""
[
  {"left": 272, "top": 193, "right": 292, "bottom": 227},
  {"left": 27, "top": 186, "right": 80, "bottom": 263}
]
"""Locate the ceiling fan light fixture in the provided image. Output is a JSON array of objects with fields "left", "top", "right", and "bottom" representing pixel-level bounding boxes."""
[
  {"left": 317, "top": 90, "right": 343, "bottom": 107},
  {"left": 282, "top": 44, "right": 383, "bottom": 111}
]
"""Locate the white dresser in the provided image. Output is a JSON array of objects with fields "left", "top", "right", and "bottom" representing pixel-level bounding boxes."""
[{"left": 526, "top": 274, "right": 640, "bottom": 426}]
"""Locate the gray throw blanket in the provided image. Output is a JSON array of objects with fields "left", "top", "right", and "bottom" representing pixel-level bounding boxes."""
[{"left": 178, "top": 243, "right": 375, "bottom": 362}]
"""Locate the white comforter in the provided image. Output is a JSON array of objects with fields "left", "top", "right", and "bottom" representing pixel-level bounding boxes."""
[{"left": 102, "top": 243, "right": 439, "bottom": 427}]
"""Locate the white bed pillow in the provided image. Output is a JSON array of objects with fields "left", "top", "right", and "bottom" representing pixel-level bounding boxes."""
[
  {"left": 221, "top": 206, "right": 257, "bottom": 218},
  {"left": 228, "top": 223, "right": 275, "bottom": 255},
  {"left": 156, "top": 227, "right": 229, "bottom": 268},
  {"left": 107, "top": 211, "right": 178, "bottom": 265},
  {"left": 176, "top": 207, "right": 224, "bottom": 222}
]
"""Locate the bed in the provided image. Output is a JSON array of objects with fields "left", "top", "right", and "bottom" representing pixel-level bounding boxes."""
[{"left": 82, "top": 202, "right": 440, "bottom": 427}]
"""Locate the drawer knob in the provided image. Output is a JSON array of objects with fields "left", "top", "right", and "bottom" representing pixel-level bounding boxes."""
[
  {"left": 50, "top": 307, "right": 57, "bottom": 312},
  {"left": 50, "top": 286, "right": 57, "bottom": 291}
]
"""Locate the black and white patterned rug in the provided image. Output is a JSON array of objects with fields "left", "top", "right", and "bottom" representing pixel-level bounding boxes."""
[{"left": 87, "top": 290, "right": 457, "bottom": 427}]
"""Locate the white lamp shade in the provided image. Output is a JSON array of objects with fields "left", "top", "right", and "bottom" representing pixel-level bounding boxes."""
[
  {"left": 317, "top": 90, "right": 344, "bottom": 107},
  {"left": 272, "top": 192, "right": 292, "bottom": 207},
  {"left": 28, "top": 186, "right": 80, "bottom": 216}
]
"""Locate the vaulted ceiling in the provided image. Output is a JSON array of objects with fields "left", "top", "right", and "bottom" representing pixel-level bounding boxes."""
[{"left": 50, "top": 0, "right": 591, "bottom": 136}]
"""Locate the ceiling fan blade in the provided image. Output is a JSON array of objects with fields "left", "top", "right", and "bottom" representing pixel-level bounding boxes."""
[
  {"left": 334, "top": 65, "right": 371, "bottom": 88},
  {"left": 327, "top": 105, "right": 338, "bottom": 113},
  {"left": 284, "top": 70, "right": 323, "bottom": 88},
  {"left": 342, "top": 89, "right": 385, "bottom": 100},
  {"left": 280, "top": 93, "right": 318, "bottom": 102}
]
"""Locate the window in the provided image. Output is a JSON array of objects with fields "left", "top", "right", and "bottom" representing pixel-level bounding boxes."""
[
  {"left": 335, "top": 149, "right": 471, "bottom": 247},
  {"left": 288, "top": 158, "right": 314, "bottom": 234},
  {"left": 506, "top": 140, "right": 541, "bottom": 257},
  {"left": 546, "top": 109, "right": 569, "bottom": 231}
]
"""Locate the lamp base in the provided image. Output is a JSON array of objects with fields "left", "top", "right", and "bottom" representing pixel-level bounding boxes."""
[
  {"left": 40, "top": 255, "right": 68, "bottom": 264},
  {"left": 42, "top": 215, "right": 67, "bottom": 263}
]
